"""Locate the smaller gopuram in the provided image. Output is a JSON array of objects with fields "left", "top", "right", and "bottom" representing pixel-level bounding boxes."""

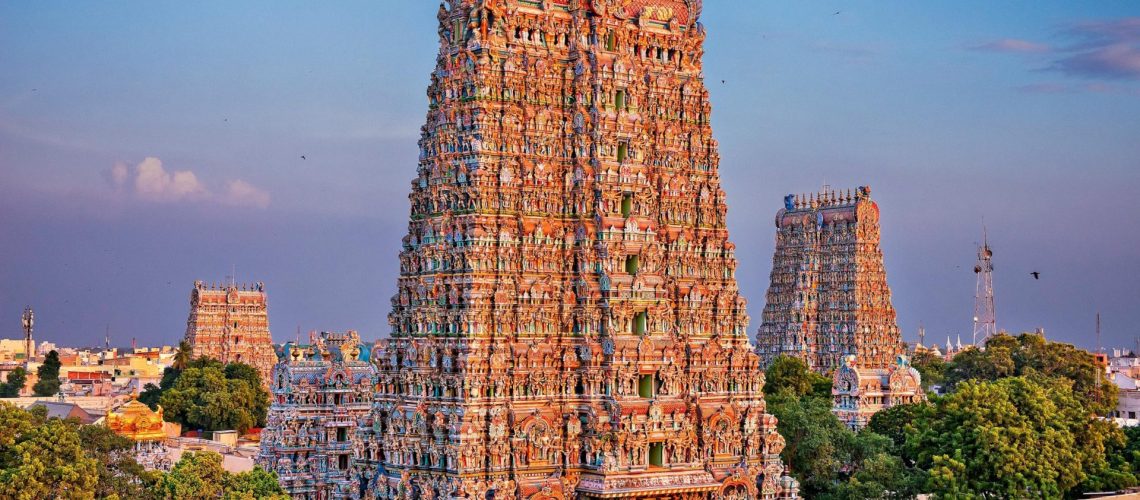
[
  {"left": 184, "top": 280, "right": 277, "bottom": 385},
  {"left": 755, "top": 186, "right": 906, "bottom": 373},
  {"left": 257, "top": 331, "right": 377, "bottom": 500},
  {"left": 832, "top": 354, "right": 925, "bottom": 430},
  {"left": 106, "top": 399, "right": 173, "bottom": 470}
]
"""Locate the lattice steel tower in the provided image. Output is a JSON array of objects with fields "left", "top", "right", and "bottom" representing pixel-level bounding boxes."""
[
  {"left": 21, "top": 307, "right": 34, "bottom": 362},
  {"left": 972, "top": 230, "right": 996, "bottom": 345}
]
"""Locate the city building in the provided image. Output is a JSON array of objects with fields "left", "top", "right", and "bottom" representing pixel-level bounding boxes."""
[
  {"left": 369, "top": 2, "right": 797, "bottom": 498},
  {"left": 257, "top": 331, "right": 377, "bottom": 499},
  {"left": 831, "top": 355, "right": 925, "bottom": 430},
  {"left": 755, "top": 186, "right": 906, "bottom": 372},
  {"left": 183, "top": 280, "right": 277, "bottom": 385}
]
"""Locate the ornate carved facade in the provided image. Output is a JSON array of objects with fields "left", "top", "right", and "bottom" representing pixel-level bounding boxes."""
[
  {"left": 184, "top": 280, "right": 277, "bottom": 385},
  {"left": 832, "top": 354, "right": 925, "bottom": 430},
  {"left": 258, "top": 331, "right": 378, "bottom": 499},
  {"left": 106, "top": 399, "right": 173, "bottom": 471},
  {"left": 755, "top": 187, "right": 906, "bottom": 373},
  {"left": 373, "top": 1, "right": 796, "bottom": 498}
]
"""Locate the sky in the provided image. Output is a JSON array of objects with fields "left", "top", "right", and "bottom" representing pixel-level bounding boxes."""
[{"left": 1, "top": 1, "right": 1138, "bottom": 351}]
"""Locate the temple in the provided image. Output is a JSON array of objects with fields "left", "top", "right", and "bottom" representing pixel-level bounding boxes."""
[
  {"left": 755, "top": 186, "right": 906, "bottom": 373},
  {"left": 831, "top": 354, "right": 924, "bottom": 430},
  {"left": 183, "top": 280, "right": 277, "bottom": 385},
  {"left": 106, "top": 399, "right": 173, "bottom": 470},
  {"left": 257, "top": 331, "right": 377, "bottom": 498},
  {"left": 369, "top": 1, "right": 797, "bottom": 498}
]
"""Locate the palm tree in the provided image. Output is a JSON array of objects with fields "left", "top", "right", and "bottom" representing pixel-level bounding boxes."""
[{"left": 173, "top": 340, "right": 192, "bottom": 370}]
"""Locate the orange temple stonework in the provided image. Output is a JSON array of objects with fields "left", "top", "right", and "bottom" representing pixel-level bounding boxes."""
[
  {"left": 755, "top": 187, "right": 907, "bottom": 373},
  {"left": 183, "top": 280, "right": 277, "bottom": 386},
  {"left": 369, "top": 1, "right": 798, "bottom": 498}
]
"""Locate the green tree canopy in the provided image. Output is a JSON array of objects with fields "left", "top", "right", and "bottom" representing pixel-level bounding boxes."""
[
  {"left": 0, "top": 367, "right": 28, "bottom": 398},
  {"left": 907, "top": 376, "right": 1132, "bottom": 498},
  {"left": 155, "top": 358, "right": 269, "bottom": 432},
  {"left": 223, "top": 466, "right": 289, "bottom": 500},
  {"left": 0, "top": 404, "right": 99, "bottom": 499},
  {"left": 909, "top": 351, "right": 946, "bottom": 392},
  {"left": 33, "top": 349, "right": 62, "bottom": 396},
  {"left": 764, "top": 355, "right": 833, "bottom": 399},
  {"left": 945, "top": 333, "right": 1117, "bottom": 415},
  {"left": 154, "top": 451, "right": 226, "bottom": 500}
]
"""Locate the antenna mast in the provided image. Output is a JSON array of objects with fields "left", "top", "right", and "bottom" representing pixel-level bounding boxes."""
[{"left": 972, "top": 227, "right": 997, "bottom": 345}]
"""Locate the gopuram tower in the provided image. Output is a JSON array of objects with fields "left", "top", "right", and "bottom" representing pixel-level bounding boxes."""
[
  {"left": 374, "top": 1, "right": 797, "bottom": 499},
  {"left": 755, "top": 187, "right": 905, "bottom": 372},
  {"left": 184, "top": 280, "right": 277, "bottom": 385}
]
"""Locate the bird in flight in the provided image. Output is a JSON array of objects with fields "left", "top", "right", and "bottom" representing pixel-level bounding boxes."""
[
  {"left": 1030, "top": 271, "right": 1040, "bottom": 280},
  {"left": 301, "top": 155, "right": 307, "bottom": 160},
  {"left": 834, "top": 11, "right": 841, "bottom": 15}
]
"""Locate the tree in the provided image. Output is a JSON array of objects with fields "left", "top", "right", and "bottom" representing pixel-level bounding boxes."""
[
  {"left": 909, "top": 351, "right": 946, "bottom": 392},
  {"left": 867, "top": 402, "right": 932, "bottom": 452},
  {"left": 0, "top": 409, "right": 99, "bottom": 499},
  {"left": 33, "top": 350, "right": 62, "bottom": 396},
  {"left": 223, "top": 467, "right": 289, "bottom": 500},
  {"left": 78, "top": 424, "right": 162, "bottom": 499},
  {"left": 156, "top": 359, "right": 269, "bottom": 432},
  {"left": 944, "top": 333, "right": 1117, "bottom": 415},
  {"left": 906, "top": 376, "right": 1128, "bottom": 498},
  {"left": 0, "top": 367, "right": 28, "bottom": 397},
  {"left": 173, "top": 340, "right": 192, "bottom": 370},
  {"left": 154, "top": 451, "right": 226, "bottom": 500},
  {"left": 765, "top": 355, "right": 833, "bottom": 400}
]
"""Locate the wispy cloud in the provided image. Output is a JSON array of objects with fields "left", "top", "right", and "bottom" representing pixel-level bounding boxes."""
[
  {"left": 107, "top": 157, "right": 270, "bottom": 209},
  {"left": 971, "top": 38, "right": 1051, "bottom": 54},
  {"left": 977, "top": 17, "right": 1140, "bottom": 92},
  {"left": 1014, "top": 82, "right": 1140, "bottom": 96}
]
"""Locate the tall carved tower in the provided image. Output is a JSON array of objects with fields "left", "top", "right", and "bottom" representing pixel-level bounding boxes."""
[
  {"left": 374, "top": 1, "right": 796, "bottom": 499},
  {"left": 184, "top": 280, "right": 277, "bottom": 385},
  {"left": 755, "top": 187, "right": 905, "bottom": 372}
]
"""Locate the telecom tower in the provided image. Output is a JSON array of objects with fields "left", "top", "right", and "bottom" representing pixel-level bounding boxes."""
[
  {"left": 972, "top": 230, "right": 997, "bottom": 345},
  {"left": 21, "top": 307, "right": 35, "bottom": 362}
]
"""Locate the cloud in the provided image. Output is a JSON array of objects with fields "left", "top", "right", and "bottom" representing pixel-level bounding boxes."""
[
  {"left": 1013, "top": 82, "right": 1140, "bottom": 96},
  {"left": 105, "top": 157, "right": 270, "bottom": 208},
  {"left": 1053, "top": 17, "right": 1140, "bottom": 79},
  {"left": 1052, "top": 42, "right": 1140, "bottom": 79},
  {"left": 971, "top": 38, "right": 1051, "bottom": 54},
  {"left": 222, "top": 179, "right": 271, "bottom": 209},
  {"left": 133, "top": 157, "right": 208, "bottom": 201}
]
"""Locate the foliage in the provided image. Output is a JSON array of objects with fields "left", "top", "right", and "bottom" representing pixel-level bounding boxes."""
[
  {"left": 765, "top": 355, "right": 834, "bottom": 399},
  {"left": 767, "top": 392, "right": 922, "bottom": 498},
  {"left": 223, "top": 466, "right": 289, "bottom": 500},
  {"left": 155, "top": 358, "right": 269, "bottom": 432},
  {"left": 867, "top": 402, "right": 932, "bottom": 452},
  {"left": 909, "top": 351, "right": 946, "bottom": 392},
  {"left": 154, "top": 451, "right": 226, "bottom": 500},
  {"left": 945, "top": 333, "right": 1117, "bottom": 415},
  {"left": 0, "top": 367, "right": 28, "bottom": 397},
  {"left": 79, "top": 424, "right": 162, "bottom": 499},
  {"left": 155, "top": 451, "right": 286, "bottom": 500},
  {"left": 0, "top": 403, "right": 99, "bottom": 499},
  {"left": 33, "top": 350, "right": 62, "bottom": 396},
  {"left": 906, "top": 376, "right": 1133, "bottom": 498}
]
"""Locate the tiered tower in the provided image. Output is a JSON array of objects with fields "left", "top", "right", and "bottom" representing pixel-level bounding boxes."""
[
  {"left": 184, "top": 280, "right": 277, "bottom": 385},
  {"left": 755, "top": 186, "right": 905, "bottom": 372},
  {"left": 258, "top": 331, "right": 377, "bottom": 499},
  {"left": 374, "top": 1, "right": 796, "bottom": 499}
]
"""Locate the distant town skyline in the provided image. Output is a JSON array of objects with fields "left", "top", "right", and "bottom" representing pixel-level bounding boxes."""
[{"left": 2, "top": 2, "right": 1138, "bottom": 350}]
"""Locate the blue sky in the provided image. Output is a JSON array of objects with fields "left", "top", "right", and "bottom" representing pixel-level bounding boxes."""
[{"left": 1, "top": 1, "right": 1138, "bottom": 350}]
